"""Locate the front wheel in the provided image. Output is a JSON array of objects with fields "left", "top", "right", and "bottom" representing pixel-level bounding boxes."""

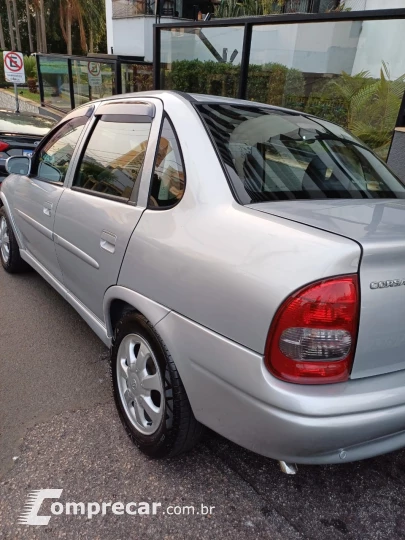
[
  {"left": 0, "top": 207, "right": 29, "bottom": 273},
  {"left": 110, "top": 312, "right": 204, "bottom": 458}
]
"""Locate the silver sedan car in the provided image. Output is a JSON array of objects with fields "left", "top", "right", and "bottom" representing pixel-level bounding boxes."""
[{"left": 1, "top": 91, "right": 405, "bottom": 472}]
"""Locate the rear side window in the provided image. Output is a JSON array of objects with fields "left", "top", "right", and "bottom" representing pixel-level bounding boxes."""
[
  {"left": 73, "top": 118, "right": 151, "bottom": 200},
  {"left": 35, "top": 116, "right": 88, "bottom": 184},
  {"left": 197, "top": 104, "right": 405, "bottom": 203},
  {"left": 148, "top": 117, "right": 185, "bottom": 208}
]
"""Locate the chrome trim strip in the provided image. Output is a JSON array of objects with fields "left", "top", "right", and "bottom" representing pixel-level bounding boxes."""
[
  {"left": 54, "top": 233, "right": 100, "bottom": 269},
  {"left": 15, "top": 208, "right": 53, "bottom": 240}
]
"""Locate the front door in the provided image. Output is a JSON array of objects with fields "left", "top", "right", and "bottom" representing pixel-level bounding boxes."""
[
  {"left": 53, "top": 100, "right": 161, "bottom": 321},
  {"left": 12, "top": 116, "right": 89, "bottom": 281}
]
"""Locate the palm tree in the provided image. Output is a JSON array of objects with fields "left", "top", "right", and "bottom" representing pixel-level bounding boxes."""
[
  {"left": 83, "top": 0, "right": 105, "bottom": 54},
  {"left": 215, "top": 0, "right": 286, "bottom": 17},
  {"left": 39, "top": 0, "right": 47, "bottom": 53},
  {"left": 32, "top": 0, "right": 46, "bottom": 52},
  {"left": 5, "top": 0, "right": 16, "bottom": 51},
  {"left": 26, "top": 0, "right": 34, "bottom": 53},
  {"left": 60, "top": 0, "right": 87, "bottom": 54},
  {"left": 0, "top": 15, "right": 6, "bottom": 50},
  {"left": 34, "top": 7, "right": 41, "bottom": 51},
  {"left": 332, "top": 62, "right": 405, "bottom": 159},
  {"left": 11, "top": 0, "right": 21, "bottom": 51}
]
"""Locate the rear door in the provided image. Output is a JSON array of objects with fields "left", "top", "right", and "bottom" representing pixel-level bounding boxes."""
[
  {"left": 53, "top": 99, "right": 163, "bottom": 321},
  {"left": 11, "top": 114, "right": 89, "bottom": 281}
]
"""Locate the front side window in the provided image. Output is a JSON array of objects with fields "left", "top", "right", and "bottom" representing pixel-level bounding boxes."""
[
  {"left": 35, "top": 117, "right": 88, "bottom": 183},
  {"left": 148, "top": 117, "right": 185, "bottom": 208},
  {"left": 73, "top": 117, "right": 151, "bottom": 200},
  {"left": 197, "top": 104, "right": 405, "bottom": 203}
]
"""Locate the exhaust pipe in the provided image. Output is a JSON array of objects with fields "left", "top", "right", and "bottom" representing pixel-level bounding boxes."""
[{"left": 279, "top": 461, "right": 298, "bottom": 475}]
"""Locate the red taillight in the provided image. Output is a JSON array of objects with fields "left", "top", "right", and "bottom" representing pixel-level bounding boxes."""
[
  {"left": 0, "top": 142, "right": 10, "bottom": 152},
  {"left": 265, "top": 275, "right": 359, "bottom": 384}
]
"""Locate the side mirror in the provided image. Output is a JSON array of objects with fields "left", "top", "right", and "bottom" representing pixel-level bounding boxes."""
[{"left": 6, "top": 156, "right": 31, "bottom": 176}]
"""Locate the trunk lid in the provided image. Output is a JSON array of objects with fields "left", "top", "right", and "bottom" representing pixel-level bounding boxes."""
[{"left": 248, "top": 199, "right": 405, "bottom": 379}]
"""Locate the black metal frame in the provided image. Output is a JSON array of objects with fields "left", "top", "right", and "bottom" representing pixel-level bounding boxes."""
[
  {"left": 153, "top": 8, "right": 405, "bottom": 121},
  {"left": 155, "top": 7, "right": 405, "bottom": 28},
  {"left": 37, "top": 53, "right": 153, "bottom": 113}
]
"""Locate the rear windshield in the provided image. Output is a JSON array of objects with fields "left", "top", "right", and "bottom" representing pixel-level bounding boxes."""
[{"left": 197, "top": 104, "right": 405, "bottom": 203}]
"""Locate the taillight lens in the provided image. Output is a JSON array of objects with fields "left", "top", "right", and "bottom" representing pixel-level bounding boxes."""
[
  {"left": 0, "top": 142, "right": 10, "bottom": 152},
  {"left": 265, "top": 275, "right": 359, "bottom": 384}
]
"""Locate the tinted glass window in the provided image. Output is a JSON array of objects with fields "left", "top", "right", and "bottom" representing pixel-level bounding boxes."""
[
  {"left": 149, "top": 117, "right": 185, "bottom": 208},
  {"left": 36, "top": 117, "right": 88, "bottom": 183},
  {"left": 197, "top": 104, "right": 405, "bottom": 203},
  {"left": 73, "top": 118, "right": 151, "bottom": 200}
]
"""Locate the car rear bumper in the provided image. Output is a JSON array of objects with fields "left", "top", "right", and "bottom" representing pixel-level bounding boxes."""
[
  {"left": 155, "top": 311, "right": 405, "bottom": 464},
  {"left": 187, "top": 367, "right": 405, "bottom": 464}
]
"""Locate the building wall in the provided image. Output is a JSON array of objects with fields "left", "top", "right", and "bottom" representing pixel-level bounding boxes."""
[
  {"left": 113, "top": 18, "right": 146, "bottom": 58},
  {"left": 250, "top": 21, "right": 361, "bottom": 74},
  {"left": 112, "top": 17, "right": 182, "bottom": 61},
  {"left": 346, "top": 0, "right": 405, "bottom": 78},
  {"left": 105, "top": 0, "right": 114, "bottom": 54},
  {"left": 160, "top": 21, "right": 361, "bottom": 75},
  {"left": 160, "top": 26, "right": 244, "bottom": 65},
  {"left": 108, "top": 7, "right": 405, "bottom": 79}
]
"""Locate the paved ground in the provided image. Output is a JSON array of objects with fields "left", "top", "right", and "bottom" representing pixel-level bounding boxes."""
[{"left": 2, "top": 268, "right": 405, "bottom": 539}]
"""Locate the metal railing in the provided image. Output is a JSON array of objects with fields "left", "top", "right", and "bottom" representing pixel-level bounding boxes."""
[
  {"left": 36, "top": 54, "right": 153, "bottom": 113},
  {"left": 153, "top": 8, "right": 405, "bottom": 162}
]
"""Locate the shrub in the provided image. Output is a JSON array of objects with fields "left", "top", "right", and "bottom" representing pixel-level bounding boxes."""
[
  {"left": 165, "top": 60, "right": 239, "bottom": 96},
  {"left": 247, "top": 63, "right": 305, "bottom": 106},
  {"left": 164, "top": 60, "right": 305, "bottom": 105},
  {"left": 24, "top": 56, "right": 38, "bottom": 80},
  {"left": 164, "top": 58, "right": 403, "bottom": 160}
]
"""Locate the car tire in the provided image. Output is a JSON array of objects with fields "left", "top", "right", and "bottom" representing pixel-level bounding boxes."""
[
  {"left": 111, "top": 312, "right": 204, "bottom": 458},
  {"left": 0, "top": 207, "right": 29, "bottom": 273}
]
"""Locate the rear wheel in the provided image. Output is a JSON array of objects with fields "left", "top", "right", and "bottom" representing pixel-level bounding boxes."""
[
  {"left": 0, "top": 208, "right": 29, "bottom": 273},
  {"left": 111, "top": 312, "right": 204, "bottom": 458}
]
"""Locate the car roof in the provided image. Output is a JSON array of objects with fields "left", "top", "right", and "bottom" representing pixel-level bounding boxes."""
[
  {"left": 91, "top": 90, "right": 305, "bottom": 116},
  {"left": 0, "top": 109, "right": 56, "bottom": 136},
  {"left": 75, "top": 91, "right": 347, "bottom": 134}
]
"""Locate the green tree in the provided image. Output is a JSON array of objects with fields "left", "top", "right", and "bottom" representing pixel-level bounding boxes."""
[
  {"left": 12, "top": 0, "right": 22, "bottom": 50},
  {"left": 0, "top": 0, "right": 106, "bottom": 55},
  {"left": 342, "top": 62, "right": 405, "bottom": 158},
  {"left": 214, "top": 0, "right": 286, "bottom": 17},
  {"left": 59, "top": 0, "right": 106, "bottom": 54},
  {"left": 0, "top": 15, "right": 5, "bottom": 49},
  {"left": 305, "top": 63, "right": 405, "bottom": 159}
]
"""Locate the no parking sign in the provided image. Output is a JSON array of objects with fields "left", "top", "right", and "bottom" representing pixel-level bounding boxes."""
[
  {"left": 88, "top": 62, "right": 102, "bottom": 87},
  {"left": 3, "top": 51, "right": 25, "bottom": 84}
]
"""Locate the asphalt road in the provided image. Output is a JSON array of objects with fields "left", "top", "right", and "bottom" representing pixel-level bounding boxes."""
[{"left": 2, "top": 268, "right": 405, "bottom": 539}]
